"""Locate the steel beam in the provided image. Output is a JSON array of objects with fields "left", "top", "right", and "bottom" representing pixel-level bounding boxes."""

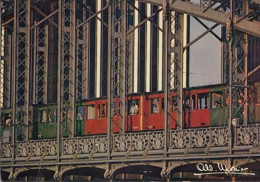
[
  {"left": 107, "top": 0, "right": 112, "bottom": 158},
  {"left": 136, "top": 0, "right": 260, "bottom": 37},
  {"left": 163, "top": 0, "right": 169, "bottom": 157},
  {"left": 25, "top": 0, "right": 31, "bottom": 140},
  {"left": 57, "top": 0, "right": 63, "bottom": 161}
]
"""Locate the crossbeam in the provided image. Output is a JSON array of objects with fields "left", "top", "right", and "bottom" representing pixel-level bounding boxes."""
[{"left": 136, "top": 0, "right": 260, "bottom": 37}]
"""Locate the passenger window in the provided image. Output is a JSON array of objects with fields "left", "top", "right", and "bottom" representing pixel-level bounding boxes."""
[
  {"left": 162, "top": 98, "right": 164, "bottom": 112},
  {"left": 191, "top": 95, "right": 196, "bottom": 110},
  {"left": 3, "top": 114, "right": 12, "bottom": 127},
  {"left": 185, "top": 96, "right": 190, "bottom": 109},
  {"left": 151, "top": 98, "right": 159, "bottom": 113},
  {"left": 48, "top": 110, "right": 56, "bottom": 123},
  {"left": 41, "top": 110, "right": 47, "bottom": 123},
  {"left": 198, "top": 93, "right": 209, "bottom": 109},
  {"left": 76, "top": 106, "right": 85, "bottom": 121},
  {"left": 129, "top": 100, "right": 139, "bottom": 115},
  {"left": 211, "top": 92, "right": 223, "bottom": 108},
  {"left": 87, "top": 105, "right": 95, "bottom": 119},
  {"left": 98, "top": 104, "right": 106, "bottom": 118}
]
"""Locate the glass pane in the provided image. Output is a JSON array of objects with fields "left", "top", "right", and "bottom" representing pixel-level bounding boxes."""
[
  {"left": 212, "top": 92, "right": 223, "bottom": 108},
  {"left": 151, "top": 98, "right": 159, "bottom": 113},
  {"left": 77, "top": 106, "right": 85, "bottom": 121},
  {"left": 41, "top": 111, "right": 47, "bottom": 123},
  {"left": 198, "top": 93, "right": 209, "bottom": 109},
  {"left": 87, "top": 105, "right": 95, "bottom": 119},
  {"left": 129, "top": 100, "right": 139, "bottom": 115}
]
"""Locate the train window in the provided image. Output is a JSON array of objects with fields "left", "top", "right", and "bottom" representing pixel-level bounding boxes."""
[
  {"left": 185, "top": 96, "right": 190, "bottom": 109},
  {"left": 87, "top": 105, "right": 95, "bottom": 119},
  {"left": 41, "top": 111, "right": 47, "bottom": 123},
  {"left": 191, "top": 95, "right": 196, "bottom": 110},
  {"left": 129, "top": 100, "right": 139, "bottom": 115},
  {"left": 2, "top": 114, "right": 12, "bottom": 127},
  {"left": 211, "top": 92, "right": 223, "bottom": 108},
  {"left": 98, "top": 104, "right": 106, "bottom": 118},
  {"left": 48, "top": 110, "right": 56, "bottom": 123},
  {"left": 151, "top": 98, "right": 159, "bottom": 113},
  {"left": 198, "top": 93, "right": 209, "bottom": 109},
  {"left": 162, "top": 98, "right": 164, "bottom": 112},
  {"left": 76, "top": 106, "right": 85, "bottom": 121}
]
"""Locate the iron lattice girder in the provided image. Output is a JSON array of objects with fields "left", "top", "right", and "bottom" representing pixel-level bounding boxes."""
[{"left": 135, "top": 0, "right": 260, "bottom": 37}]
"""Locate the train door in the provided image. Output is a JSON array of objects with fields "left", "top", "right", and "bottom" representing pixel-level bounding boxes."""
[
  {"left": 128, "top": 97, "right": 141, "bottom": 131},
  {"left": 96, "top": 101, "right": 107, "bottom": 134},
  {"left": 148, "top": 95, "right": 163, "bottom": 130},
  {"left": 76, "top": 105, "right": 85, "bottom": 136},
  {"left": 184, "top": 94, "right": 191, "bottom": 128},
  {"left": 85, "top": 103, "right": 96, "bottom": 135},
  {"left": 192, "top": 91, "right": 210, "bottom": 127},
  {"left": 210, "top": 89, "right": 227, "bottom": 126},
  {"left": 189, "top": 92, "right": 198, "bottom": 127}
]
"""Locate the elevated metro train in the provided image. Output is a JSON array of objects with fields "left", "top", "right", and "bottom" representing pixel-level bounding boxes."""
[{"left": 1, "top": 83, "right": 260, "bottom": 140}]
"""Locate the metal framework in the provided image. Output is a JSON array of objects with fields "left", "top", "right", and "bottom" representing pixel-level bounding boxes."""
[{"left": 1, "top": 0, "right": 260, "bottom": 180}]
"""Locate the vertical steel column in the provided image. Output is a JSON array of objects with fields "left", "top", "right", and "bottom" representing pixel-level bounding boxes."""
[
  {"left": 107, "top": 0, "right": 112, "bottom": 158},
  {"left": 58, "top": 0, "right": 76, "bottom": 138},
  {"left": 4, "top": 32, "right": 12, "bottom": 108},
  {"left": 163, "top": 0, "right": 170, "bottom": 156},
  {"left": 0, "top": 1, "right": 3, "bottom": 109},
  {"left": 120, "top": 0, "right": 126, "bottom": 132},
  {"left": 33, "top": 23, "right": 48, "bottom": 105},
  {"left": 12, "top": 0, "right": 31, "bottom": 141},
  {"left": 57, "top": 0, "right": 63, "bottom": 160},
  {"left": 228, "top": 0, "right": 234, "bottom": 155},
  {"left": 169, "top": 11, "right": 183, "bottom": 129},
  {"left": 111, "top": 0, "right": 127, "bottom": 133},
  {"left": 243, "top": 0, "right": 248, "bottom": 125},
  {"left": 25, "top": 0, "right": 31, "bottom": 140},
  {"left": 12, "top": 0, "right": 17, "bottom": 160},
  {"left": 76, "top": 1, "right": 90, "bottom": 100},
  {"left": 70, "top": 0, "right": 76, "bottom": 136}
]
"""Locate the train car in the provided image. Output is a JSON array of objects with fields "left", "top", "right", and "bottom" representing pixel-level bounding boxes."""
[
  {"left": 75, "top": 97, "right": 121, "bottom": 135},
  {"left": 0, "top": 107, "right": 35, "bottom": 141},
  {"left": 36, "top": 104, "right": 71, "bottom": 139}
]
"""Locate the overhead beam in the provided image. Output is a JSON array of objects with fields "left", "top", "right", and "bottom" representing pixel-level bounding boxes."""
[{"left": 136, "top": 0, "right": 260, "bottom": 37}]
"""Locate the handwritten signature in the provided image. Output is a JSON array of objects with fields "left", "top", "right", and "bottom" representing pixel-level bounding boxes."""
[{"left": 194, "top": 163, "right": 255, "bottom": 176}]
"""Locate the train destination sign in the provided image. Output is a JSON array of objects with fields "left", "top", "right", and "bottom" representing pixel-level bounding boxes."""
[{"left": 194, "top": 163, "right": 255, "bottom": 176}]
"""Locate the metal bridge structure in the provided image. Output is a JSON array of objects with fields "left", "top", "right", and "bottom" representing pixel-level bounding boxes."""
[{"left": 0, "top": 0, "right": 260, "bottom": 181}]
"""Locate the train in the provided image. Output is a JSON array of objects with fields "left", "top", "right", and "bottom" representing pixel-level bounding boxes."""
[{"left": 1, "top": 83, "right": 260, "bottom": 140}]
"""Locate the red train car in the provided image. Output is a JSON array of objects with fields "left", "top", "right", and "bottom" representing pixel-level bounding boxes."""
[{"left": 77, "top": 86, "right": 213, "bottom": 136}]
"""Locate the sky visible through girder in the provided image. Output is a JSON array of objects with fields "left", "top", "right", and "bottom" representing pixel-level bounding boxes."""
[
  {"left": 189, "top": 17, "right": 222, "bottom": 87},
  {"left": 189, "top": 0, "right": 222, "bottom": 87}
]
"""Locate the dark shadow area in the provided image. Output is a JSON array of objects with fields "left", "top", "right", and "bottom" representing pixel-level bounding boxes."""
[
  {"left": 62, "top": 167, "right": 105, "bottom": 181},
  {"left": 16, "top": 169, "right": 54, "bottom": 181},
  {"left": 113, "top": 165, "right": 163, "bottom": 181}
]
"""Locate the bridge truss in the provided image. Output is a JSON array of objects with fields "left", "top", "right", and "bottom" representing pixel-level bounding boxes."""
[{"left": 0, "top": 0, "right": 260, "bottom": 180}]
